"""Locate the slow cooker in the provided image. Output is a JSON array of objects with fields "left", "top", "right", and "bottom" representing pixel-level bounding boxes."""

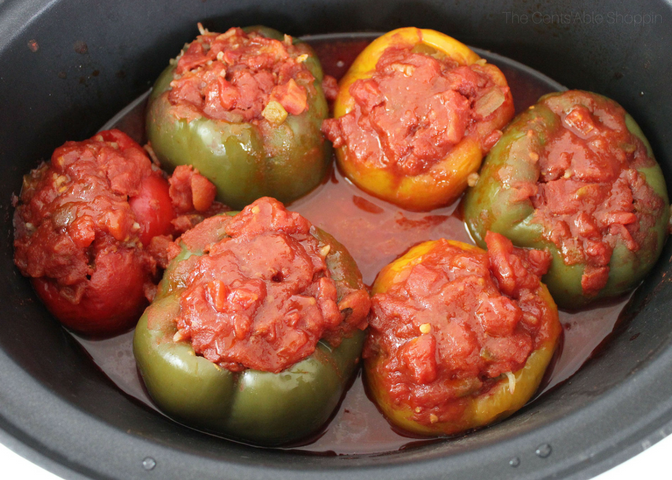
[{"left": 1, "top": 1, "right": 672, "bottom": 479}]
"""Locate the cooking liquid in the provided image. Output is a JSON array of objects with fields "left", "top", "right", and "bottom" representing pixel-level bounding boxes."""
[{"left": 74, "top": 35, "right": 633, "bottom": 455}]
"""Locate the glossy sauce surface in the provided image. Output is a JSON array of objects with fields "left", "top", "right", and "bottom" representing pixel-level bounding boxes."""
[
  {"left": 73, "top": 35, "right": 632, "bottom": 455},
  {"left": 322, "top": 44, "right": 506, "bottom": 175},
  {"left": 364, "top": 234, "right": 556, "bottom": 429},
  {"left": 528, "top": 92, "right": 662, "bottom": 296},
  {"left": 14, "top": 130, "right": 171, "bottom": 336},
  {"left": 169, "top": 27, "right": 315, "bottom": 123},
  {"left": 169, "top": 197, "right": 366, "bottom": 373}
]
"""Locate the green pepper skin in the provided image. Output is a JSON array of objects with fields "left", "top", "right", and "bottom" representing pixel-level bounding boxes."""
[
  {"left": 146, "top": 26, "right": 331, "bottom": 210},
  {"left": 464, "top": 91, "right": 669, "bottom": 308},
  {"left": 133, "top": 213, "right": 366, "bottom": 446}
]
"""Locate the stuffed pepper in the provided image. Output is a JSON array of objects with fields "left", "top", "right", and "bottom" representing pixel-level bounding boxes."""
[
  {"left": 464, "top": 90, "right": 669, "bottom": 308},
  {"left": 322, "top": 27, "right": 514, "bottom": 211},
  {"left": 13, "top": 129, "right": 218, "bottom": 337},
  {"left": 146, "top": 25, "right": 332, "bottom": 210},
  {"left": 133, "top": 197, "right": 370, "bottom": 446},
  {"left": 364, "top": 232, "right": 561, "bottom": 436}
]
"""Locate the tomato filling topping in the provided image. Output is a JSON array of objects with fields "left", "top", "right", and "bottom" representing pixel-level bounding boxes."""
[
  {"left": 514, "top": 92, "right": 665, "bottom": 296},
  {"left": 14, "top": 130, "right": 164, "bottom": 303},
  {"left": 168, "top": 27, "right": 315, "bottom": 123},
  {"left": 13, "top": 130, "right": 218, "bottom": 305},
  {"left": 171, "top": 197, "right": 369, "bottom": 373},
  {"left": 364, "top": 232, "right": 554, "bottom": 426},
  {"left": 322, "top": 45, "right": 508, "bottom": 176}
]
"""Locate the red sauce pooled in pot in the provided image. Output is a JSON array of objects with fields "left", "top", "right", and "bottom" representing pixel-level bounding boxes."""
[
  {"left": 364, "top": 233, "right": 552, "bottom": 425},
  {"left": 169, "top": 27, "right": 314, "bottom": 123},
  {"left": 322, "top": 46, "right": 507, "bottom": 176},
  {"left": 518, "top": 92, "right": 664, "bottom": 296}
]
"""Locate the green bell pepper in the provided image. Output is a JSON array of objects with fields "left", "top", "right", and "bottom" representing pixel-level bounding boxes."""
[
  {"left": 146, "top": 26, "right": 331, "bottom": 210},
  {"left": 133, "top": 205, "right": 369, "bottom": 446},
  {"left": 464, "top": 90, "right": 669, "bottom": 308}
]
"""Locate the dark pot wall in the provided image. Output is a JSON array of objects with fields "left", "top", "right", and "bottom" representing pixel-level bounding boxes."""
[{"left": 1, "top": 1, "right": 672, "bottom": 479}]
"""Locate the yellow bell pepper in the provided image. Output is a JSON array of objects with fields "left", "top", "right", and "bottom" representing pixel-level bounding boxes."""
[
  {"left": 330, "top": 27, "right": 514, "bottom": 211},
  {"left": 365, "top": 237, "right": 561, "bottom": 436}
]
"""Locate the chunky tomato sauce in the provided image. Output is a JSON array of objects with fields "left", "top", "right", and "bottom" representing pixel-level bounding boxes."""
[
  {"left": 364, "top": 233, "right": 552, "bottom": 426},
  {"left": 169, "top": 197, "right": 367, "bottom": 373},
  {"left": 169, "top": 26, "right": 315, "bottom": 124},
  {"left": 13, "top": 130, "right": 219, "bottom": 334},
  {"left": 522, "top": 92, "right": 665, "bottom": 296},
  {"left": 322, "top": 45, "right": 508, "bottom": 176},
  {"left": 14, "top": 130, "right": 164, "bottom": 303}
]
